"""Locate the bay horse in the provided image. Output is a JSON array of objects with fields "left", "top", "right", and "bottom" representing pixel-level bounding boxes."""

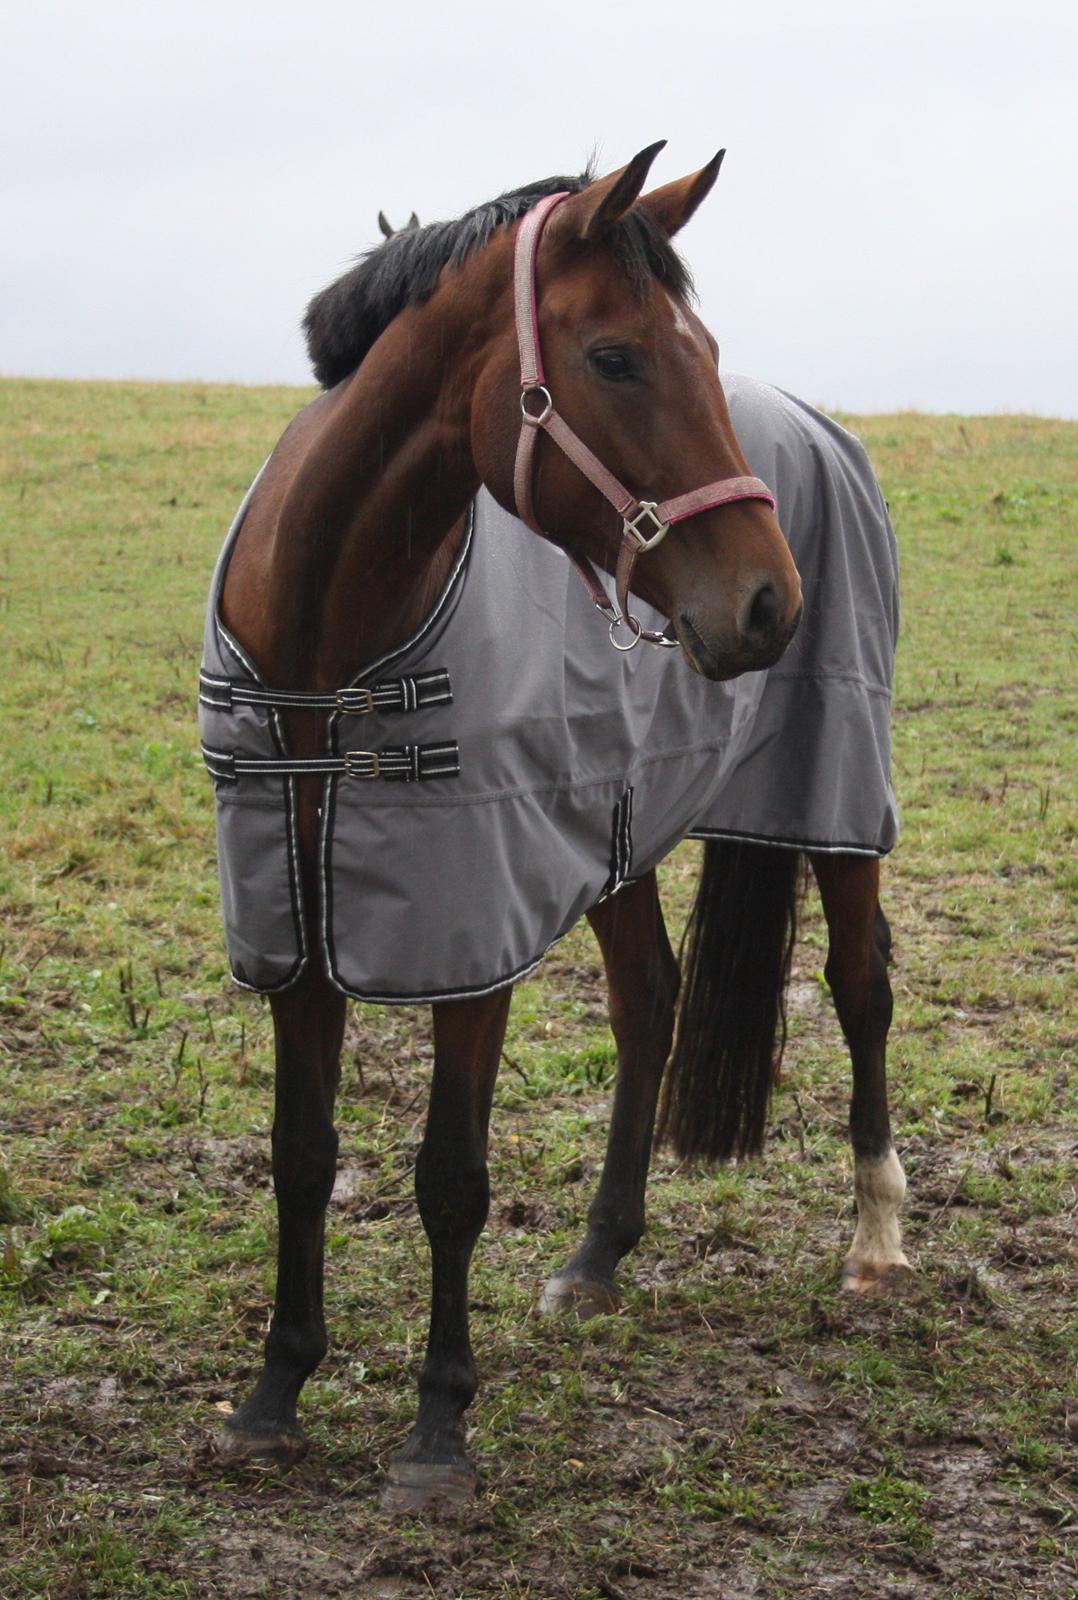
[{"left": 204, "top": 145, "right": 900, "bottom": 1514}]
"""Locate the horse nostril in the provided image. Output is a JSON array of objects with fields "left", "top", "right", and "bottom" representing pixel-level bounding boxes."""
[{"left": 745, "top": 581, "right": 781, "bottom": 646}]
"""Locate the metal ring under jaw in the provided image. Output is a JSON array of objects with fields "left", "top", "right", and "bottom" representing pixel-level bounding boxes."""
[
  {"left": 608, "top": 612, "right": 681, "bottom": 652},
  {"left": 520, "top": 384, "right": 554, "bottom": 428},
  {"left": 608, "top": 613, "right": 643, "bottom": 652}
]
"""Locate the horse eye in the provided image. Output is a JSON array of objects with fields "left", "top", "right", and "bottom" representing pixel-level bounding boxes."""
[{"left": 590, "top": 348, "right": 635, "bottom": 381}]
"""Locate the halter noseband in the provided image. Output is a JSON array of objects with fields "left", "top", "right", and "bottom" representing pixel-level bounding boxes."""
[{"left": 512, "top": 191, "right": 777, "bottom": 651}]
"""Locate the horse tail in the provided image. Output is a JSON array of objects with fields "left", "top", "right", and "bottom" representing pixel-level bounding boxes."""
[{"left": 657, "top": 839, "right": 803, "bottom": 1163}]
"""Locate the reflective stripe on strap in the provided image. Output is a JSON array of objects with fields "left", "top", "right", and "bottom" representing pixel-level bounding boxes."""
[
  {"left": 198, "top": 667, "right": 452, "bottom": 715},
  {"left": 201, "top": 742, "right": 461, "bottom": 784}
]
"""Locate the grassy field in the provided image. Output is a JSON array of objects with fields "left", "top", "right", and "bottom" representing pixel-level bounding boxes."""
[{"left": 0, "top": 379, "right": 1075, "bottom": 1599}]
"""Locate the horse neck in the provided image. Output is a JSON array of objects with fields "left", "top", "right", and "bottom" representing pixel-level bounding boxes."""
[{"left": 225, "top": 244, "right": 512, "bottom": 691}]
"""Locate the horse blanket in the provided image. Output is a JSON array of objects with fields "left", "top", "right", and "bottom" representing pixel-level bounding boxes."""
[{"left": 199, "top": 372, "right": 899, "bottom": 1002}]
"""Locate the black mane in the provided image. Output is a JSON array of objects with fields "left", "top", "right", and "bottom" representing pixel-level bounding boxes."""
[{"left": 303, "top": 169, "right": 694, "bottom": 390}]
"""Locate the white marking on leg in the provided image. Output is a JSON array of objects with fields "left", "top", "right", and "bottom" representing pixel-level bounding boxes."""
[{"left": 843, "top": 1147, "right": 911, "bottom": 1288}]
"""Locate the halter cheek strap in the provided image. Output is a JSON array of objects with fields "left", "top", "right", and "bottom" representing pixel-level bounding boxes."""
[{"left": 512, "top": 190, "right": 776, "bottom": 651}]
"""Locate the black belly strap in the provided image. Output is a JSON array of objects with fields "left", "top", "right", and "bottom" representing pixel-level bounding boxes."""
[
  {"left": 201, "top": 741, "right": 460, "bottom": 785},
  {"left": 198, "top": 666, "right": 452, "bottom": 715}
]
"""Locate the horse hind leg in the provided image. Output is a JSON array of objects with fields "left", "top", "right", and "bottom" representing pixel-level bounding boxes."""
[
  {"left": 217, "top": 968, "right": 346, "bottom": 1464},
  {"left": 540, "top": 871, "right": 679, "bottom": 1319},
  {"left": 810, "top": 852, "right": 912, "bottom": 1294},
  {"left": 382, "top": 986, "right": 512, "bottom": 1516}
]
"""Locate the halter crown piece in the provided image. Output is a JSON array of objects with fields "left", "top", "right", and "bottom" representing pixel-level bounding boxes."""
[{"left": 512, "top": 191, "right": 777, "bottom": 651}]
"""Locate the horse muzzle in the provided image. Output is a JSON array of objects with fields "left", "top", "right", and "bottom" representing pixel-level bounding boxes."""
[{"left": 676, "top": 583, "right": 802, "bottom": 681}]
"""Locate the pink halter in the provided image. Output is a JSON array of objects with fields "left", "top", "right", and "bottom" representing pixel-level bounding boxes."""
[{"left": 512, "top": 191, "right": 777, "bottom": 651}]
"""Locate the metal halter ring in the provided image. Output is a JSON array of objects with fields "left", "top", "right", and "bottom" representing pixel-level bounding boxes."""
[
  {"left": 520, "top": 384, "right": 554, "bottom": 427},
  {"left": 608, "top": 612, "right": 644, "bottom": 652}
]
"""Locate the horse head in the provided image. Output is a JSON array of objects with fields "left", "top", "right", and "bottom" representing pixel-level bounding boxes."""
[{"left": 471, "top": 145, "right": 802, "bottom": 680}]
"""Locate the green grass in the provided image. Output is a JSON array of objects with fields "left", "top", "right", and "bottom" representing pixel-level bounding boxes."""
[{"left": 1, "top": 380, "right": 1076, "bottom": 1598}]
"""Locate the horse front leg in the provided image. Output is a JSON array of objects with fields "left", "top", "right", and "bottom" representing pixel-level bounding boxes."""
[
  {"left": 810, "top": 853, "right": 912, "bottom": 1294},
  {"left": 541, "top": 871, "right": 679, "bottom": 1319},
  {"left": 382, "top": 986, "right": 512, "bottom": 1515},
  {"left": 218, "top": 969, "right": 346, "bottom": 1463}
]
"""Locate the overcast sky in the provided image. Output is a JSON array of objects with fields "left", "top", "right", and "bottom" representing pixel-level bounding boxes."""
[{"left": 4, "top": 0, "right": 1076, "bottom": 414}]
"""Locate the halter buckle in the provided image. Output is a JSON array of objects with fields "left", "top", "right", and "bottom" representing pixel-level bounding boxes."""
[
  {"left": 623, "top": 501, "right": 670, "bottom": 552},
  {"left": 520, "top": 384, "right": 554, "bottom": 428}
]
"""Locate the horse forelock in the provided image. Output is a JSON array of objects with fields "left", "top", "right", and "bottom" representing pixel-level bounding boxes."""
[{"left": 303, "top": 168, "right": 694, "bottom": 390}]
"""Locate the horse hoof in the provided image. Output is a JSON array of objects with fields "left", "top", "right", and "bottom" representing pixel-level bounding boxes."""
[
  {"left": 841, "top": 1258, "right": 915, "bottom": 1296},
  {"left": 538, "top": 1273, "right": 621, "bottom": 1320},
  {"left": 213, "top": 1421, "right": 310, "bottom": 1467},
  {"left": 380, "top": 1461, "right": 477, "bottom": 1517}
]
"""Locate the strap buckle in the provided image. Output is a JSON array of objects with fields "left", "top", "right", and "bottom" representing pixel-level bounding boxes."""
[
  {"left": 336, "top": 687, "right": 376, "bottom": 715},
  {"left": 623, "top": 501, "right": 670, "bottom": 552},
  {"left": 343, "top": 750, "right": 381, "bottom": 779}
]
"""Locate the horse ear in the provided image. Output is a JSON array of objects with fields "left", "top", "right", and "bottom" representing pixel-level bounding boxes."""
[
  {"left": 378, "top": 210, "right": 421, "bottom": 239},
  {"left": 637, "top": 150, "right": 725, "bottom": 237},
  {"left": 562, "top": 141, "right": 668, "bottom": 242}
]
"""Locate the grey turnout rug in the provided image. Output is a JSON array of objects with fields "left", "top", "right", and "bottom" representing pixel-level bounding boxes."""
[{"left": 199, "top": 373, "right": 899, "bottom": 1002}]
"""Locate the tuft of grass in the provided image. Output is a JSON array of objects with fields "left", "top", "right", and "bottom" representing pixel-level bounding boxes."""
[
  {"left": 0, "top": 1163, "right": 27, "bottom": 1225},
  {"left": 846, "top": 1470, "right": 932, "bottom": 1541}
]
